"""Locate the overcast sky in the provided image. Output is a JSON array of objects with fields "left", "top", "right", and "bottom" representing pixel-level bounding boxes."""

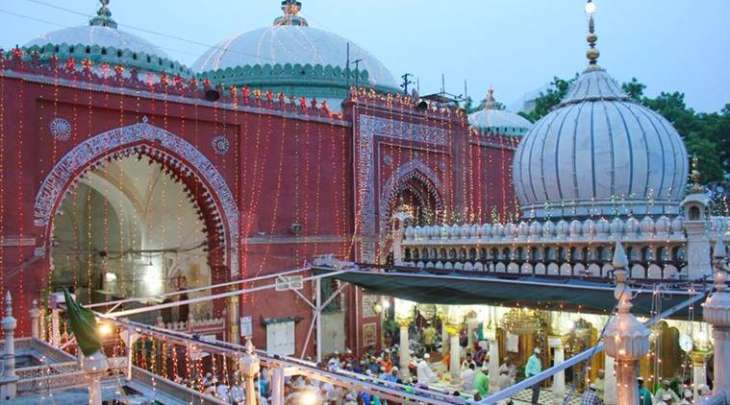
[{"left": 2, "top": 0, "right": 729, "bottom": 112}]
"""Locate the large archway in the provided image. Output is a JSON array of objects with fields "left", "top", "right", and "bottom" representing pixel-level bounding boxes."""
[{"left": 35, "top": 122, "right": 239, "bottom": 319}]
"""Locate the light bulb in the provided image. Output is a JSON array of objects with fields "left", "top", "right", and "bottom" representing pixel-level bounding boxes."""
[{"left": 585, "top": 1, "right": 597, "bottom": 14}]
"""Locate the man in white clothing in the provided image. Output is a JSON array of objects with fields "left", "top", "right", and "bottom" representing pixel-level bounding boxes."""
[
  {"left": 461, "top": 363, "right": 476, "bottom": 392},
  {"left": 416, "top": 353, "right": 438, "bottom": 385}
]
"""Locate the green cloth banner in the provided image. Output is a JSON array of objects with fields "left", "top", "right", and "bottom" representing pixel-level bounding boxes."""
[{"left": 64, "top": 289, "right": 103, "bottom": 356}]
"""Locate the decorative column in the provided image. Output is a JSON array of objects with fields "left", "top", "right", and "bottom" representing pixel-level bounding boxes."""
[
  {"left": 30, "top": 299, "right": 40, "bottom": 340},
  {"left": 549, "top": 336, "right": 565, "bottom": 398},
  {"left": 120, "top": 322, "right": 140, "bottom": 381},
  {"left": 239, "top": 339, "right": 261, "bottom": 405},
  {"left": 391, "top": 211, "right": 412, "bottom": 265},
  {"left": 604, "top": 243, "right": 650, "bottom": 405},
  {"left": 0, "top": 293, "right": 18, "bottom": 401},
  {"left": 270, "top": 366, "right": 285, "bottom": 405},
  {"left": 690, "top": 351, "right": 710, "bottom": 398},
  {"left": 603, "top": 354, "right": 617, "bottom": 404},
  {"left": 81, "top": 351, "right": 109, "bottom": 405},
  {"left": 703, "top": 241, "right": 730, "bottom": 396},
  {"left": 445, "top": 306, "right": 465, "bottom": 381},
  {"left": 395, "top": 299, "right": 415, "bottom": 379}
]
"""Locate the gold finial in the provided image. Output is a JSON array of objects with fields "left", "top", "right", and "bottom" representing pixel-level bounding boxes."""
[
  {"left": 585, "top": 0, "right": 600, "bottom": 67},
  {"left": 690, "top": 155, "right": 704, "bottom": 193}
]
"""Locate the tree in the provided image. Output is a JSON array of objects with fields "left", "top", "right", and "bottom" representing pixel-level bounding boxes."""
[
  {"left": 622, "top": 77, "right": 646, "bottom": 101},
  {"left": 519, "top": 75, "right": 578, "bottom": 122}
]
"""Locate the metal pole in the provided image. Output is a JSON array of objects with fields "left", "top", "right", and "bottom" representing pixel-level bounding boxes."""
[{"left": 315, "top": 277, "right": 322, "bottom": 364}]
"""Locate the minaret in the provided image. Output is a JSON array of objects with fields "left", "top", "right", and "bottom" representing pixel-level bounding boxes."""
[
  {"left": 89, "top": 0, "right": 117, "bottom": 29},
  {"left": 484, "top": 87, "right": 497, "bottom": 110},
  {"left": 585, "top": 0, "right": 600, "bottom": 68},
  {"left": 273, "top": 0, "right": 309, "bottom": 27}
]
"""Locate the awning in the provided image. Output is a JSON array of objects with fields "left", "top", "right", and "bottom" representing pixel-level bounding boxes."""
[{"left": 314, "top": 267, "right": 707, "bottom": 320}]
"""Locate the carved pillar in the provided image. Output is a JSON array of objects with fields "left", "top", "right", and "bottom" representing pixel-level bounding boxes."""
[
  {"left": 449, "top": 333, "right": 461, "bottom": 380},
  {"left": 239, "top": 340, "right": 261, "bottom": 405},
  {"left": 549, "top": 336, "right": 565, "bottom": 398},
  {"left": 0, "top": 293, "right": 18, "bottom": 401},
  {"left": 703, "top": 242, "right": 730, "bottom": 396},
  {"left": 605, "top": 243, "right": 650, "bottom": 405},
  {"left": 29, "top": 299, "right": 40, "bottom": 340},
  {"left": 488, "top": 335, "right": 500, "bottom": 392},
  {"left": 51, "top": 307, "right": 61, "bottom": 347},
  {"left": 604, "top": 354, "right": 617, "bottom": 404}
]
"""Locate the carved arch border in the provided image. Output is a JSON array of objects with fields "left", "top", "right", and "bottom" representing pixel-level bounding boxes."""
[
  {"left": 378, "top": 159, "right": 445, "bottom": 235},
  {"left": 33, "top": 122, "right": 240, "bottom": 275}
]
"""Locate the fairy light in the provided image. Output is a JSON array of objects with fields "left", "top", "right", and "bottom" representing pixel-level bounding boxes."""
[
  {"left": 0, "top": 49, "right": 5, "bottom": 311},
  {"left": 15, "top": 55, "right": 26, "bottom": 326}
]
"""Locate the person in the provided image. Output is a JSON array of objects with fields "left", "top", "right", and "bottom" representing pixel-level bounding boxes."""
[
  {"left": 679, "top": 389, "right": 693, "bottom": 405},
  {"left": 655, "top": 379, "right": 680, "bottom": 404},
  {"left": 473, "top": 341, "right": 487, "bottom": 366},
  {"left": 474, "top": 364, "right": 490, "bottom": 397},
  {"left": 461, "top": 363, "right": 476, "bottom": 392},
  {"left": 593, "top": 369, "right": 605, "bottom": 401},
  {"left": 343, "top": 392, "right": 358, "bottom": 405},
  {"left": 499, "top": 357, "right": 517, "bottom": 380},
  {"left": 638, "top": 377, "right": 653, "bottom": 405},
  {"left": 656, "top": 392, "right": 672, "bottom": 405},
  {"left": 230, "top": 383, "right": 245, "bottom": 404},
  {"left": 416, "top": 354, "right": 437, "bottom": 385},
  {"left": 580, "top": 384, "right": 602, "bottom": 405},
  {"left": 461, "top": 353, "right": 473, "bottom": 370},
  {"left": 525, "top": 348, "right": 542, "bottom": 405},
  {"left": 497, "top": 369, "right": 513, "bottom": 391},
  {"left": 423, "top": 323, "right": 437, "bottom": 353}
]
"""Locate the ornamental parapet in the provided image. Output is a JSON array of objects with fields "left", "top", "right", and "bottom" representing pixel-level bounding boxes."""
[{"left": 396, "top": 215, "right": 730, "bottom": 281}]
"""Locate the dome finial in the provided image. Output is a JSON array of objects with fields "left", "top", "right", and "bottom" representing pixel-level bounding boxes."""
[
  {"left": 89, "top": 0, "right": 117, "bottom": 29},
  {"left": 484, "top": 86, "right": 496, "bottom": 110},
  {"left": 274, "top": 0, "right": 309, "bottom": 27},
  {"left": 585, "top": 0, "right": 600, "bottom": 67},
  {"left": 690, "top": 155, "right": 705, "bottom": 193}
]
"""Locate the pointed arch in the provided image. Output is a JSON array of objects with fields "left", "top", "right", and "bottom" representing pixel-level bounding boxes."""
[{"left": 33, "top": 121, "right": 239, "bottom": 276}]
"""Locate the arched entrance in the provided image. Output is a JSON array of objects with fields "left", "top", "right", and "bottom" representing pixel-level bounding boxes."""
[
  {"left": 378, "top": 160, "right": 444, "bottom": 262},
  {"left": 34, "top": 122, "right": 239, "bottom": 320}
]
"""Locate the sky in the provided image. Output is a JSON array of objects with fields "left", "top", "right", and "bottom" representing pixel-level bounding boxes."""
[{"left": 1, "top": 0, "right": 729, "bottom": 113}]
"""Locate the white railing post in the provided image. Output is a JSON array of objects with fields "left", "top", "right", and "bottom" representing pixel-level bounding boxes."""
[
  {"left": 0, "top": 292, "right": 18, "bottom": 401},
  {"left": 703, "top": 242, "right": 730, "bottom": 397}
]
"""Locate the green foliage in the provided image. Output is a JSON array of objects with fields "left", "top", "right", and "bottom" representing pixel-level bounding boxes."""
[
  {"left": 524, "top": 75, "right": 730, "bottom": 184},
  {"left": 519, "top": 75, "right": 578, "bottom": 123}
]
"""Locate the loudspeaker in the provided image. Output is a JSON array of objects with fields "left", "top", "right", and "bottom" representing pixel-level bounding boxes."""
[{"left": 205, "top": 89, "right": 220, "bottom": 102}]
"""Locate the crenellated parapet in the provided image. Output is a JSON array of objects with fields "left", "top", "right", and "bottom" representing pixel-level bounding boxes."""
[
  {"left": 469, "top": 127, "right": 522, "bottom": 150},
  {"left": 347, "top": 86, "right": 468, "bottom": 125},
  {"left": 396, "top": 215, "right": 730, "bottom": 281},
  {"left": 0, "top": 47, "right": 347, "bottom": 121}
]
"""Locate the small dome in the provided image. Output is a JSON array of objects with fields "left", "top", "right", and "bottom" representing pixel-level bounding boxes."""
[
  {"left": 23, "top": 1, "right": 187, "bottom": 76},
  {"left": 469, "top": 88, "right": 533, "bottom": 136}
]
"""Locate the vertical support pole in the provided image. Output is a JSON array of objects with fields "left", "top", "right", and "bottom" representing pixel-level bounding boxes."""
[
  {"left": 81, "top": 352, "right": 109, "bottom": 405},
  {"left": 399, "top": 323, "right": 410, "bottom": 378},
  {"left": 0, "top": 292, "right": 18, "bottom": 401},
  {"left": 315, "top": 277, "right": 322, "bottom": 363},
  {"left": 549, "top": 337, "right": 565, "bottom": 398},
  {"left": 227, "top": 294, "right": 240, "bottom": 345},
  {"left": 449, "top": 333, "right": 460, "bottom": 381},
  {"left": 488, "top": 337, "right": 499, "bottom": 392},
  {"left": 29, "top": 299, "right": 40, "bottom": 340},
  {"left": 615, "top": 359, "right": 641, "bottom": 404},
  {"left": 51, "top": 308, "right": 61, "bottom": 347},
  {"left": 703, "top": 241, "right": 730, "bottom": 397},
  {"left": 271, "top": 366, "right": 285, "bottom": 405},
  {"left": 239, "top": 340, "right": 260, "bottom": 405}
]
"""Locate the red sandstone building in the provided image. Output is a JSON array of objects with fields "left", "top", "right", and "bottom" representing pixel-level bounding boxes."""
[{"left": 0, "top": 0, "right": 526, "bottom": 358}]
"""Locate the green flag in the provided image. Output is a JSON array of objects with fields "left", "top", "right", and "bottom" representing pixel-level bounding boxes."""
[{"left": 63, "top": 289, "right": 102, "bottom": 356}]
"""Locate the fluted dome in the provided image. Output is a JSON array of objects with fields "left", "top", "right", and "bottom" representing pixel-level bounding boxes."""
[
  {"left": 513, "top": 67, "right": 688, "bottom": 219},
  {"left": 26, "top": 26, "right": 167, "bottom": 59},
  {"left": 469, "top": 89, "right": 533, "bottom": 136}
]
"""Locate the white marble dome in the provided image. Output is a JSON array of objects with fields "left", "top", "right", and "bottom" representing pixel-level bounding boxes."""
[
  {"left": 513, "top": 67, "right": 688, "bottom": 219},
  {"left": 469, "top": 89, "right": 533, "bottom": 136},
  {"left": 26, "top": 25, "right": 168, "bottom": 59},
  {"left": 192, "top": 25, "right": 397, "bottom": 89}
]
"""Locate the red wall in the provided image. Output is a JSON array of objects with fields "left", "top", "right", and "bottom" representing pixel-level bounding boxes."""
[{"left": 0, "top": 58, "right": 518, "bottom": 358}]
